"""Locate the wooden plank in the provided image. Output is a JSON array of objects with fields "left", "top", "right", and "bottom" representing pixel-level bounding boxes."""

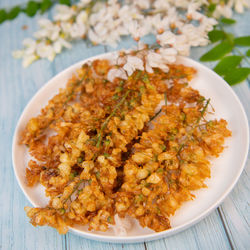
[
  {"left": 0, "top": 3, "right": 65, "bottom": 250},
  {"left": 66, "top": 234, "right": 145, "bottom": 250},
  {"left": 1, "top": 0, "right": 249, "bottom": 249},
  {"left": 218, "top": 161, "right": 250, "bottom": 250},
  {"left": 145, "top": 210, "right": 231, "bottom": 250},
  {"left": 213, "top": 10, "right": 250, "bottom": 250}
]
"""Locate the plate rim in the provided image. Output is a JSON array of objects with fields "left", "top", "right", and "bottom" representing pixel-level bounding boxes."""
[{"left": 12, "top": 52, "right": 249, "bottom": 243}]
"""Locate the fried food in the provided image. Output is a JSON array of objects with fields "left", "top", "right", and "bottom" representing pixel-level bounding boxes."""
[{"left": 21, "top": 57, "right": 231, "bottom": 234}]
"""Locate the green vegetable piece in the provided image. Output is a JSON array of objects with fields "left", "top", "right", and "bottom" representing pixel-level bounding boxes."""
[
  {"left": 112, "top": 94, "right": 119, "bottom": 100},
  {"left": 59, "top": 208, "right": 65, "bottom": 214},
  {"left": 200, "top": 41, "right": 233, "bottom": 62},
  {"left": 169, "top": 135, "right": 175, "bottom": 141},
  {"left": 77, "top": 157, "right": 83, "bottom": 164},
  {"left": 208, "top": 30, "right": 225, "bottom": 43},
  {"left": 115, "top": 86, "right": 123, "bottom": 92},
  {"left": 25, "top": 1, "right": 40, "bottom": 17},
  {"left": 103, "top": 152, "right": 110, "bottom": 158},
  {"left": 198, "top": 96, "right": 206, "bottom": 103},
  {"left": 138, "top": 194, "right": 144, "bottom": 201},
  {"left": 88, "top": 179, "right": 92, "bottom": 185},
  {"left": 107, "top": 216, "right": 112, "bottom": 223},
  {"left": 142, "top": 74, "right": 150, "bottom": 84},
  {"left": 156, "top": 168, "right": 164, "bottom": 173},
  {"left": 234, "top": 36, "right": 250, "bottom": 46},
  {"left": 221, "top": 18, "right": 236, "bottom": 25},
  {"left": 153, "top": 155, "right": 158, "bottom": 162},
  {"left": 139, "top": 85, "right": 145, "bottom": 94},
  {"left": 246, "top": 49, "right": 250, "bottom": 57},
  {"left": 160, "top": 144, "right": 166, "bottom": 151},
  {"left": 156, "top": 206, "right": 161, "bottom": 214},
  {"left": 224, "top": 68, "right": 250, "bottom": 85},
  {"left": 7, "top": 6, "right": 21, "bottom": 20},
  {"left": 164, "top": 92, "right": 167, "bottom": 105},
  {"left": 134, "top": 70, "right": 142, "bottom": 81},
  {"left": 214, "top": 56, "right": 242, "bottom": 75},
  {"left": 180, "top": 112, "right": 186, "bottom": 122},
  {"left": 0, "top": 9, "right": 7, "bottom": 24},
  {"left": 40, "top": 0, "right": 53, "bottom": 13},
  {"left": 95, "top": 171, "right": 100, "bottom": 179},
  {"left": 104, "top": 139, "right": 110, "bottom": 146},
  {"left": 70, "top": 172, "right": 78, "bottom": 179}
]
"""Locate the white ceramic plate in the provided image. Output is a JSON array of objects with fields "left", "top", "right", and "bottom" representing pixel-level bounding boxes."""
[{"left": 12, "top": 53, "right": 249, "bottom": 243}]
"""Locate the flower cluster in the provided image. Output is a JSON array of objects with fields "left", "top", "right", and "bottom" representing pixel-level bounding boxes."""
[
  {"left": 212, "top": 0, "right": 250, "bottom": 18},
  {"left": 107, "top": 44, "right": 178, "bottom": 81},
  {"left": 12, "top": 0, "right": 249, "bottom": 68}
]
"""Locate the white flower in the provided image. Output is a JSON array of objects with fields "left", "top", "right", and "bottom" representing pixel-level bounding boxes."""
[
  {"left": 53, "top": 38, "right": 72, "bottom": 54},
  {"left": 213, "top": 4, "right": 233, "bottom": 18},
  {"left": 34, "top": 19, "right": 60, "bottom": 41},
  {"left": 153, "top": 0, "right": 171, "bottom": 10},
  {"left": 134, "top": 0, "right": 151, "bottom": 9},
  {"left": 232, "top": 0, "right": 250, "bottom": 13},
  {"left": 22, "top": 38, "right": 37, "bottom": 55},
  {"left": 145, "top": 47, "right": 177, "bottom": 73},
  {"left": 78, "top": 0, "right": 92, "bottom": 8},
  {"left": 146, "top": 51, "right": 165, "bottom": 73},
  {"left": 36, "top": 42, "right": 55, "bottom": 61},
  {"left": 77, "top": 10, "right": 88, "bottom": 24},
  {"left": 181, "top": 24, "right": 208, "bottom": 47},
  {"left": 54, "top": 5, "right": 76, "bottom": 21},
  {"left": 13, "top": 0, "right": 247, "bottom": 67},
  {"left": 173, "top": 35, "right": 190, "bottom": 56},
  {"left": 150, "top": 15, "right": 170, "bottom": 34},
  {"left": 157, "top": 31, "right": 176, "bottom": 46},
  {"left": 60, "top": 21, "right": 73, "bottom": 35},
  {"left": 107, "top": 68, "right": 128, "bottom": 82},
  {"left": 187, "top": 3, "right": 204, "bottom": 20},
  {"left": 113, "top": 215, "right": 132, "bottom": 236},
  {"left": 159, "top": 47, "right": 177, "bottom": 64},
  {"left": 200, "top": 16, "right": 217, "bottom": 32},
  {"left": 124, "top": 20, "right": 151, "bottom": 41},
  {"left": 80, "top": 0, "right": 91, "bottom": 4},
  {"left": 70, "top": 23, "right": 86, "bottom": 39},
  {"left": 123, "top": 56, "right": 144, "bottom": 76},
  {"left": 88, "top": 29, "right": 102, "bottom": 45},
  {"left": 22, "top": 54, "right": 38, "bottom": 68}
]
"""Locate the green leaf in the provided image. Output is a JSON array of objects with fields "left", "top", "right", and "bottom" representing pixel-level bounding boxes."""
[
  {"left": 40, "top": 0, "right": 53, "bottom": 13},
  {"left": 208, "top": 3, "right": 216, "bottom": 12},
  {"left": 25, "top": 1, "right": 40, "bottom": 17},
  {"left": 221, "top": 18, "right": 236, "bottom": 25},
  {"left": 214, "top": 56, "right": 242, "bottom": 75},
  {"left": 59, "top": 0, "right": 71, "bottom": 5},
  {"left": 246, "top": 49, "right": 250, "bottom": 57},
  {"left": 225, "top": 33, "right": 235, "bottom": 44},
  {"left": 208, "top": 30, "right": 225, "bottom": 43},
  {"left": 200, "top": 41, "right": 233, "bottom": 62},
  {"left": 0, "top": 9, "right": 7, "bottom": 24},
  {"left": 7, "top": 6, "right": 21, "bottom": 20},
  {"left": 234, "top": 36, "right": 250, "bottom": 46},
  {"left": 224, "top": 68, "right": 250, "bottom": 85}
]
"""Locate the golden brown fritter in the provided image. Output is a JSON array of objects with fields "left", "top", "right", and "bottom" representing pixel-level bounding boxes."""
[{"left": 21, "top": 58, "right": 231, "bottom": 234}]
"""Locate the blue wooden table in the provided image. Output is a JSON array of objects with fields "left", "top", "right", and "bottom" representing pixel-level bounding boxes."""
[{"left": 0, "top": 1, "right": 249, "bottom": 249}]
